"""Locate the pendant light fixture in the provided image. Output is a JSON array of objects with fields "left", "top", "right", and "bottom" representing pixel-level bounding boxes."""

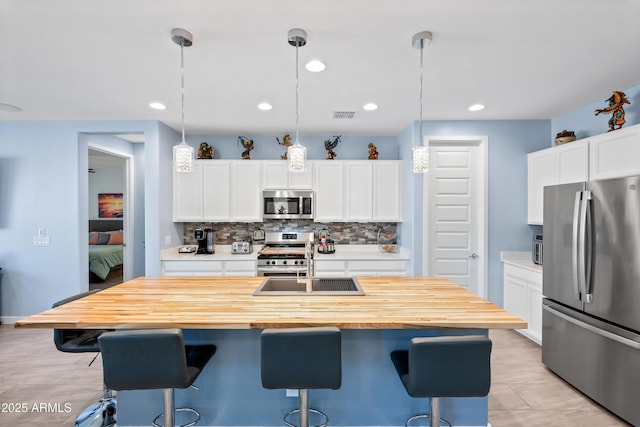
[
  {"left": 287, "top": 28, "right": 307, "bottom": 173},
  {"left": 172, "top": 28, "right": 194, "bottom": 172},
  {"left": 412, "top": 31, "right": 432, "bottom": 173}
]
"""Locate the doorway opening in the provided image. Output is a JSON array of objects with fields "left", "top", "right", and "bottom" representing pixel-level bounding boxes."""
[{"left": 422, "top": 136, "right": 488, "bottom": 298}]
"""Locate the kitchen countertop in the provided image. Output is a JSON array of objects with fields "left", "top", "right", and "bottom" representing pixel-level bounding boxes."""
[
  {"left": 501, "top": 251, "right": 542, "bottom": 273},
  {"left": 14, "top": 276, "right": 525, "bottom": 330},
  {"left": 161, "top": 244, "right": 410, "bottom": 261}
]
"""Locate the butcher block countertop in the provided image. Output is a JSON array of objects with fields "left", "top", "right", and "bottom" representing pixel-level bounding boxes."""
[{"left": 14, "top": 276, "right": 526, "bottom": 330}]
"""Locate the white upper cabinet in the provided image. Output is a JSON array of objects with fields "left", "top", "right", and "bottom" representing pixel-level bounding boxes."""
[
  {"left": 345, "top": 162, "right": 373, "bottom": 221},
  {"left": 528, "top": 124, "right": 640, "bottom": 225},
  {"left": 314, "top": 161, "right": 345, "bottom": 221},
  {"left": 230, "top": 161, "right": 262, "bottom": 221},
  {"left": 589, "top": 124, "right": 640, "bottom": 181},
  {"left": 203, "top": 161, "right": 231, "bottom": 221},
  {"left": 173, "top": 161, "right": 204, "bottom": 222},
  {"left": 373, "top": 161, "right": 402, "bottom": 221},
  {"left": 262, "top": 160, "right": 313, "bottom": 190},
  {"left": 174, "top": 159, "right": 403, "bottom": 223},
  {"left": 527, "top": 148, "right": 559, "bottom": 225}
]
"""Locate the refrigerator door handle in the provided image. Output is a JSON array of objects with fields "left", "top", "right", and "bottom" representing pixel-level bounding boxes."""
[
  {"left": 543, "top": 304, "right": 640, "bottom": 350},
  {"left": 582, "top": 190, "right": 593, "bottom": 303},
  {"left": 572, "top": 191, "right": 582, "bottom": 301}
]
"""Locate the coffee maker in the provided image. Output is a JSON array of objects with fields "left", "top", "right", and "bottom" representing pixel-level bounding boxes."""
[{"left": 195, "top": 228, "right": 215, "bottom": 254}]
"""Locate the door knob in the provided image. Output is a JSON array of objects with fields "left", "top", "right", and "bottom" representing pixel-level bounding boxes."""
[{"left": 469, "top": 253, "right": 478, "bottom": 259}]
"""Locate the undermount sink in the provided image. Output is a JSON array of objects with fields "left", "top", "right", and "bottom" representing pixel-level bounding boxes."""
[{"left": 253, "top": 277, "right": 365, "bottom": 296}]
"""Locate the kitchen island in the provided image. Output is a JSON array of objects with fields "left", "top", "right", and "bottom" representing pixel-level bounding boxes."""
[{"left": 15, "top": 276, "right": 525, "bottom": 426}]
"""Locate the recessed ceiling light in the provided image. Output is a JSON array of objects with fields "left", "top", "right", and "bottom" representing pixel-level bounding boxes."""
[
  {"left": 149, "top": 102, "right": 167, "bottom": 110},
  {"left": 363, "top": 103, "right": 378, "bottom": 111},
  {"left": 468, "top": 104, "right": 485, "bottom": 112},
  {"left": 305, "top": 60, "right": 326, "bottom": 72},
  {"left": 0, "top": 102, "right": 22, "bottom": 112},
  {"left": 257, "top": 102, "right": 273, "bottom": 111}
]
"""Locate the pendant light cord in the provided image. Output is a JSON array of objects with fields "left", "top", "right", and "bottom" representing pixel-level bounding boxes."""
[
  {"left": 295, "top": 43, "right": 300, "bottom": 144},
  {"left": 180, "top": 41, "right": 186, "bottom": 143},
  {"left": 418, "top": 43, "right": 424, "bottom": 147}
]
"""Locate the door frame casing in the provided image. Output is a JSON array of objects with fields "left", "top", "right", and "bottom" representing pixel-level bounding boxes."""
[
  {"left": 421, "top": 135, "right": 488, "bottom": 298},
  {"left": 88, "top": 143, "right": 135, "bottom": 282}
]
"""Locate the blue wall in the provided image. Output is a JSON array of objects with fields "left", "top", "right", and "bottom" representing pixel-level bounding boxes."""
[
  {"left": 552, "top": 84, "right": 640, "bottom": 142},
  {"left": 0, "top": 120, "right": 177, "bottom": 321},
  {"left": 399, "top": 120, "right": 550, "bottom": 305}
]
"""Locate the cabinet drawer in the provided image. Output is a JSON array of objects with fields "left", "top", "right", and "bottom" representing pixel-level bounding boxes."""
[
  {"left": 349, "top": 260, "right": 407, "bottom": 271},
  {"left": 504, "top": 264, "right": 542, "bottom": 290},
  {"left": 163, "top": 260, "right": 224, "bottom": 273},
  {"left": 224, "top": 260, "right": 256, "bottom": 272},
  {"left": 315, "top": 260, "right": 347, "bottom": 271}
]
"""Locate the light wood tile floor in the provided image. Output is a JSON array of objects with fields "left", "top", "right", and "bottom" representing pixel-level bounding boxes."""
[{"left": 0, "top": 325, "right": 631, "bottom": 426}]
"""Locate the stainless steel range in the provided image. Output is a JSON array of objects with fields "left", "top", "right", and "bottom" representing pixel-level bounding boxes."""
[{"left": 256, "top": 231, "right": 314, "bottom": 277}]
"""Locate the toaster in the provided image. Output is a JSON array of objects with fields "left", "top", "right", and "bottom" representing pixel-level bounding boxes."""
[{"left": 231, "top": 241, "right": 252, "bottom": 254}]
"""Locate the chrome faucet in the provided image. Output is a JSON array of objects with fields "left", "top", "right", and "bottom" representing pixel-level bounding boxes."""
[{"left": 297, "top": 240, "right": 314, "bottom": 293}]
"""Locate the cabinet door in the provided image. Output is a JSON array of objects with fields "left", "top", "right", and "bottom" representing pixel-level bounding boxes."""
[
  {"left": 203, "top": 162, "right": 231, "bottom": 221},
  {"left": 345, "top": 162, "right": 373, "bottom": 221},
  {"left": 173, "top": 161, "right": 203, "bottom": 221},
  {"left": 557, "top": 140, "right": 588, "bottom": 184},
  {"left": 589, "top": 124, "right": 640, "bottom": 181},
  {"left": 231, "top": 162, "right": 261, "bottom": 221},
  {"left": 314, "top": 162, "right": 344, "bottom": 221},
  {"left": 373, "top": 161, "right": 402, "bottom": 221},
  {"left": 289, "top": 162, "right": 314, "bottom": 189},
  {"left": 527, "top": 284, "right": 543, "bottom": 344},
  {"left": 262, "top": 161, "right": 288, "bottom": 189},
  {"left": 527, "top": 148, "right": 558, "bottom": 225}
]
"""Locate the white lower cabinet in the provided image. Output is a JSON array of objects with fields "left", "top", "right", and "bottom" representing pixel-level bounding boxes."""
[
  {"left": 162, "top": 259, "right": 256, "bottom": 276},
  {"left": 503, "top": 263, "right": 542, "bottom": 344},
  {"left": 315, "top": 259, "right": 408, "bottom": 277}
]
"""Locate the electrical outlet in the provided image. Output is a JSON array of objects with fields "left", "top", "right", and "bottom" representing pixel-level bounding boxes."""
[
  {"left": 286, "top": 389, "right": 299, "bottom": 398},
  {"left": 33, "top": 236, "right": 51, "bottom": 247},
  {"left": 165, "top": 235, "right": 172, "bottom": 245}
]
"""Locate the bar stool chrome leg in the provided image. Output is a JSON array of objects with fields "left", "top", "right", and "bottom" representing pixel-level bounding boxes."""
[
  {"left": 152, "top": 388, "right": 202, "bottom": 427},
  {"left": 405, "top": 397, "right": 451, "bottom": 427}
]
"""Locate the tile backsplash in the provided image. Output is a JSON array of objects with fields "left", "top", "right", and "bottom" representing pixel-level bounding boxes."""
[{"left": 182, "top": 221, "right": 397, "bottom": 245}]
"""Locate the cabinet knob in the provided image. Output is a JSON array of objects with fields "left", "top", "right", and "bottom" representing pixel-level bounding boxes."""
[{"left": 469, "top": 253, "right": 479, "bottom": 259}]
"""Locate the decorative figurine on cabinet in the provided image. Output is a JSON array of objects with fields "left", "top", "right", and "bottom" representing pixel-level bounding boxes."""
[
  {"left": 595, "top": 91, "right": 630, "bottom": 132},
  {"left": 324, "top": 135, "right": 341, "bottom": 160},
  {"left": 197, "top": 142, "right": 214, "bottom": 159},
  {"left": 368, "top": 142, "right": 379, "bottom": 160},
  {"left": 276, "top": 134, "right": 292, "bottom": 160},
  {"left": 238, "top": 136, "right": 254, "bottom": 159}
]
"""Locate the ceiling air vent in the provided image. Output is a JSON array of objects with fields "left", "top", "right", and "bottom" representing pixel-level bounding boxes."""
[{"left": 333, "top": 111, "right": 355, "bottom": 119}]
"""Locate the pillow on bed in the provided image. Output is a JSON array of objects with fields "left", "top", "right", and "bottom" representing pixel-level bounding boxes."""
[
  {"left": 96, "top": 232, "right": 111, "bottom": 245},
  {"left": 108, "top": 230, "right": 124, "bottom": 245},
  {"left": 88, "top": 232, "right": 99, "bottom": 244}
]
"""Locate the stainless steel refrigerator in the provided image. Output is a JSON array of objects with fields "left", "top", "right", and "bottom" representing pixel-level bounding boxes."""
[{"left": 542, "top": 175, "right": 640, "bottom": 425}]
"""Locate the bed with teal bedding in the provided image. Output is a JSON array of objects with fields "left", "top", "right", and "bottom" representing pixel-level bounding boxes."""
[
  {"left": 88, "top": 220, "right": 124, "bottom": 281},
  {"left": 89, "top": 244, "right": 123, "bottom": 280}
]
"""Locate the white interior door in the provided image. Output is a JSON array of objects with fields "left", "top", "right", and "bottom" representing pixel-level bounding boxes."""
[{"left": 424, "top": 137, "right": 487, "bottom": 297}]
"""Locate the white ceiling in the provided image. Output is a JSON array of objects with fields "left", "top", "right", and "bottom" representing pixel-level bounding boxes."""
[{"left": 2, "top": 0, "right": 640, "bottom": 136}]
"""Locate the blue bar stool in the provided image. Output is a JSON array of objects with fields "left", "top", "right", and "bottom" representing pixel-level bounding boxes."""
[
  {"left": 390, "top": 335, "right": 492, "bottom": 427},
  {"left": 52, "top": 290, "right": 116, "bottom": 427},
  {"left": 261, "top": 327, "right": 342, "bottom": 427},
  {"left": 98, "top": 329, "right": 215, "bottom": 427}
]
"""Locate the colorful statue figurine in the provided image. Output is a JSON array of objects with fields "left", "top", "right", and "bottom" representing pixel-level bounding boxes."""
[
  {"left": 276, "top": 133, "right": 292, "bottom": 159},
  {"left": 238, "top": 136, "right": 254, "bottom": 159},
  {"left": 197, "top": 142, "right": 214, "bottom": 159},
  {"left": 595, "top": 91, "right": 630, "bottom": 132},
  {"left": 324, "top": 135, "right": 341, "bottom": 160},
  {"left": 368, "top": 142, "right": 379, "bottom": 160}
]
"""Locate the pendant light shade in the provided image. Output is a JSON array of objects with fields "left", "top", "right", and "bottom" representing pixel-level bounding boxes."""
[
  {"left": 412, "top": 31, "right": 432, "bottom": 173},
  {"left": 288, "top": 28, "right": 307, "bottom": 173},
  {"left": 172, "top": 28, "right": 194, "bottom": 173}
]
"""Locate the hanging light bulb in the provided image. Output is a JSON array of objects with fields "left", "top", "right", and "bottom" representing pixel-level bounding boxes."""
[
  {"left": 412, "top": 31, "right": 432, "bottom": 173},
  {"left": 172, "top": 28, "right": 194, "bottom": 172},
  {"left": 287, "top": 28, "right": 308, "bottom": 173}
]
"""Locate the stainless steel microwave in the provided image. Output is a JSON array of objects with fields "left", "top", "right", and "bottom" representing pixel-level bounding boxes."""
[{"left": 263, "top": 190, "right": 313, "bottom": 219}]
